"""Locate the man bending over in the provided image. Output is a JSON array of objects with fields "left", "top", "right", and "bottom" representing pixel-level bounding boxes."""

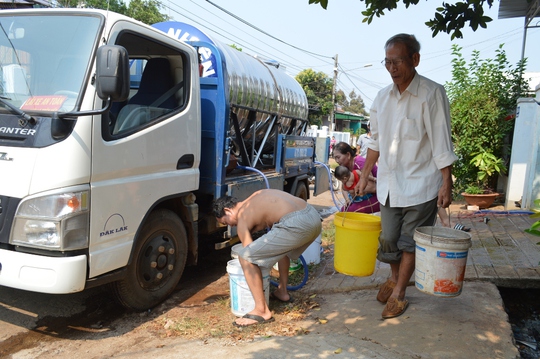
[{"left": 213, "top": 189, "right": 321, "bottom": 327}]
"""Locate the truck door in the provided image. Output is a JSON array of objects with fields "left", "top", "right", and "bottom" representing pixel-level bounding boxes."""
[{"left": 88, "top": 23, "right": 200, "bottom": 279}]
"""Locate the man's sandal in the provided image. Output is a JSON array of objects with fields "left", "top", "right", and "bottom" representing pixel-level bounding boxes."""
[
  {"left": 233, "top": 313, "right": 275, "bottom": 327},
  {"left": 376, "top": 279, "right": 396, "bottom": 304},
  {"left": 382, "top": 297, "right": 409, "bottom": 319},
  {"left": 453, "top": 223, "right": 471, "bottom": 232}
]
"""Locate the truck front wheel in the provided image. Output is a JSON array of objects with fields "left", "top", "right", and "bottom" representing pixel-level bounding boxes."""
[{"left": 110, "top": 209, "right": 188, "bottom": 311}]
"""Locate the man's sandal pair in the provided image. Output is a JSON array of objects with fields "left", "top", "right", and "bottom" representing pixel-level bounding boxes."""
[{"left": 377, "top": 279, "right": 409, "bottom": 319}]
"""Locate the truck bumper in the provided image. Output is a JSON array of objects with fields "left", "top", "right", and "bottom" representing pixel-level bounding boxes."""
[{"left": 0, "top": 249, "right": 87, "bottom": 293}]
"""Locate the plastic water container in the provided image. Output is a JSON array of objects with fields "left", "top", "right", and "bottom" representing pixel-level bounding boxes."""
[
  {"left": 227, "top": 259, "right": 270, "bottom": 317},
  {"left": 415, "top": 226, "right": 472, "bottom": 297},
  {"left": 302, "top": 234, "right": 322, "bottom": 265},
  {"left": 231, "top": 243, "right": 242, "bottom": 259},
  {"left": 333, "top": 212, "right": 381, "bottom": 276}
]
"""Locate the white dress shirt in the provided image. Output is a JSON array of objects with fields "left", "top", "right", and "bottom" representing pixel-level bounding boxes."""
[
  {"left": 368, "top": 73, "right": 457, "bottom": 207},
  {"left": 357, "top": 133, "right": 372, "bottom": 158}
]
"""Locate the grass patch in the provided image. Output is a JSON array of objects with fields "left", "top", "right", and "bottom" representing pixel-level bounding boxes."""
[
  {"left": 321, "top": 223, "right": 335, "bottom": 246},
  {"left": 141, "top": 290, "right": 320, "bottom": 342},
  {"left": 328, "top": 158, "right": 338, "bottom": 170},
  {"left": 166, "top": 317, "right": 207, "bottom": 335},
  {"left": 269, "top": 261, "right": 321, "bottom": 289}
]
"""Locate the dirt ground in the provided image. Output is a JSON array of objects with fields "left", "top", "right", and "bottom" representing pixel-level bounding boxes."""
[
  {"left": 1, "top": 188, "right": 523, "bottom": 358},
  {"left": 138, "top": 215, "right": 335, "bottom": 342},
  {"left": 0, "top": 213, "right": 337, "bottom": 359}
]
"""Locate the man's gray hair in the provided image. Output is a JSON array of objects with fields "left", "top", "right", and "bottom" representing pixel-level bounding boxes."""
[{"left": 385, "top": 34, "right": 421, "bottom": 58}]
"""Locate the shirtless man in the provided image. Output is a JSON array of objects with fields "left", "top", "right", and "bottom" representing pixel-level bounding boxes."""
[{"left": 213, "top": 189, "right": 321, "bottom": 327}]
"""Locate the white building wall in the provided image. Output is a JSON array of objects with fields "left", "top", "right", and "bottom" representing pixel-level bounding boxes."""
[{"left": 506, "top": 85, "right": 540, "bottom": 209}]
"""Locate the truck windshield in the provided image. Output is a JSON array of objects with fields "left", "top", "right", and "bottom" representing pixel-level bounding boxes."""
[{"left": 0, "top": 13, "right": 102, "bottom": 114}]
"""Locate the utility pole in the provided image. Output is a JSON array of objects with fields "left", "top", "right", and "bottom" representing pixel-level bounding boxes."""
[{"left": 330, "top": 54, "right": 338, "bottom": 132}]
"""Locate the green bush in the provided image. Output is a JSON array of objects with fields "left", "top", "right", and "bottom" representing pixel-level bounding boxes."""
[{"left": 446, "top": 44, "right": 528, "bottom": 194}]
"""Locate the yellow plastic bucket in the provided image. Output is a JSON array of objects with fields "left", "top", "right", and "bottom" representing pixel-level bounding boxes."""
[{"left": 333, "top": 212, "right": 381, "bottom": 276}]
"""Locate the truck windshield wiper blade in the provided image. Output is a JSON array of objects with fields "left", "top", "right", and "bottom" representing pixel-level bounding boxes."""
[{"left": 0, "top": 95, "right": 35, "bottom": 123}]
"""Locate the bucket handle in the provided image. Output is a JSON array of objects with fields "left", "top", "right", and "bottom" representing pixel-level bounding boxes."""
[
  {"left": 340, "top": 198, "right": 380, "bottom": 225},
  {"left": 341, "top": 201, "right": 352, "bottom": 226},
  {"left": 430, "top": 206, "right": 450, "bottom": 244}
]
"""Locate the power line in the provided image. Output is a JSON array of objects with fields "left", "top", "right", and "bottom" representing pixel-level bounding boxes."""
[
  {"left": 162, "top": 1, "right": 306, "bottom": 73},
  {"left": 342, "top": 26, "right": 528, "bottom": 70},
  {"left": 205, "top": 0, "right": 333, "bottom": 60},
  {"left": 162, "top": 0, "right": 334, "bottom": 74},
  {"left": 338, "top": 72, "right": 374, "bottom": 104}
]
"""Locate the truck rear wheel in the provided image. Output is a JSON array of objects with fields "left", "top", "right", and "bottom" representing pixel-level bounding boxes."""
[
  {"left": 110, "top": 209, "right": 188, "bottom": 311},
  {"left": 294, "top": 181, "right": 308, "bottom": 201}
]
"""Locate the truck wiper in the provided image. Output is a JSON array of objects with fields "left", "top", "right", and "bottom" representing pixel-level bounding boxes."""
[{"left": 0, "top": 95, "right": 35, "bottom": 125}]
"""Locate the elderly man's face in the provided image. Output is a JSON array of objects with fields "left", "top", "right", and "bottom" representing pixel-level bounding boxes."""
[{"left": 384, "top": 42, "right": 419, "bottom": 93}]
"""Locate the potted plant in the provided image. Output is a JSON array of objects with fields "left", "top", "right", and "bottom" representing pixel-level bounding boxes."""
[{"left": 461, "top": 150, "right": 507, "bottom": 209}]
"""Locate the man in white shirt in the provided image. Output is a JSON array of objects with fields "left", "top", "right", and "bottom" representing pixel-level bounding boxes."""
[
  {"left": 357, "top": 34, "right": 457, "bottom": 319},
  {"left": 356, "top": 122, "right": 372, "bottom": 158}
]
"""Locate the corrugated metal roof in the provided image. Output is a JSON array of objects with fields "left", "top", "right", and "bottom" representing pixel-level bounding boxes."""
[
  {"left": 334, "top": 112, "right": 365, "bottom": 121},
  {"left": 499, "top": 0, "right": 540, "bottom": 19},
  {"left": 0, "top": 0, "right": 51, "bottom": 6}
]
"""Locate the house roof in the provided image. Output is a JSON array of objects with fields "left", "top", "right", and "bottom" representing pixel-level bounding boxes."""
[
  {"left": 498, "top": 0, "right": 540, "bottom": 24},
  {"left": 0, "top": 0, "right": 51, "bottom": 8},
  {"left": 334, "top": 112, "right": 365, "bottom": 122}
]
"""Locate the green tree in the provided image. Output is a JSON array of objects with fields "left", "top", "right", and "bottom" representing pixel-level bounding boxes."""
[
  {"left": 229, "top": 44, "right": 243, "bottom": 52},
  {"left": 295, "top": 69, "right": 334, "bottom": 126},
  {"left": 58, "top": 0, "right": 127, "bottom": 13},
  {"left": 446, "top": 44, "right": 528, "bottom": 193},
  {"left": 59, "top": 0, "right": 168, "bottom": 25},
  {"left": 125, "top": 0, "right": 168, "bottom": 24},
  {"left": 336, "top": 89, "right": 348, "bottom": 110},
  {"left": 346, "top": 90, "right": 367, "bottom": 115},
  {"left": 337, "top": 89, "right": 367, "bottom": 115},
  {"left": 309, "top": 0, "right": 495, "bottom": 39}
]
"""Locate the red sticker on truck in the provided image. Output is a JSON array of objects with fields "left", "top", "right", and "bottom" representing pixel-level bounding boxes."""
[{"left": 21, "top": 96, "right": 67, "bottom": 111}]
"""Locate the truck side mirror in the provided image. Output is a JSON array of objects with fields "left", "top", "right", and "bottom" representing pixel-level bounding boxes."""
[{"left": 96, "top": 45, "right": 129, "bottom": 102}]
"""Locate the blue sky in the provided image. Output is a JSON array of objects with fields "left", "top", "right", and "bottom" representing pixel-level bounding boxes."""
[{"left": 159, "top": 0, "right": 540, "bottom": 110}]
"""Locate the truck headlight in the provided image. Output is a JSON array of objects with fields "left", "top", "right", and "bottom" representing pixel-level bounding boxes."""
[{"left": 11, "top": 191, "right": 89, "bottom": 251}]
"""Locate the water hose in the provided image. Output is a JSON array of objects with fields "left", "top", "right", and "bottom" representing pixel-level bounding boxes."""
[
  {"left": 314, "top": 160, "right": 345, "bottom": 210},
  {"left": 270, "top": 254, "right": 309, "bottom": 291},
  {"left": 455, "top": 209, "right": 535, "bottom": 223},
  {"left": 236, "top": 164, "right": 308, "bottom": 291},
  {"left": 236, "top": 165, "right": 269, "bottom": 189},
  {"left": 475, "top": 210, "right": 534, "bottom": 215}
]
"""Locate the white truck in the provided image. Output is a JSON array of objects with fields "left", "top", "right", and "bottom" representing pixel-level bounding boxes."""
[{"left": 0, "top": 9, "right": 329, "bottom": 310}]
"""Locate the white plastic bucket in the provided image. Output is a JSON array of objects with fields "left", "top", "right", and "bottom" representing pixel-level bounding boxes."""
[
  {"left": 414, "top": 226, "right": 472, "bottom": 297},
  {"left": 274, "top": 235, "right": 322, "bottom": 270},
  {"left": 273, "top": 259, "right": 302, "bottom": 272},
  {"left": 227, "top": 259, "right": 270, "bottom": 317},
  {"left": 302, "top": 234, "right": 322, "bottom": 265},
  {"left": 231, "top": 243, "right": 242, "bottom": 259}
]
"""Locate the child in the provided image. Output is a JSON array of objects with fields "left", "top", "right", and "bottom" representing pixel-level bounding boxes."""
[{"left": 334, "top": 165, "right": 377, "bottom": 208}]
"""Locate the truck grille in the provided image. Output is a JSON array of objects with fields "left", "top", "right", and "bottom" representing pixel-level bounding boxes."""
[{"left": 0, "top": 195, "right": 20, "bottom": 244}]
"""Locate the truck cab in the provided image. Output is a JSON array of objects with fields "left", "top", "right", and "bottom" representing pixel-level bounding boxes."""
[{"left": 0, "top": 9, "right": 200, "bottom": 310}]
